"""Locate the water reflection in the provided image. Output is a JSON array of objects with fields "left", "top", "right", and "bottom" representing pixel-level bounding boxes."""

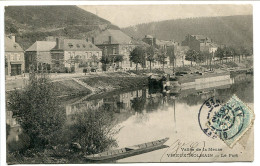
[{"left": 6, "top": 73, "right": 253, "bottom": 162}]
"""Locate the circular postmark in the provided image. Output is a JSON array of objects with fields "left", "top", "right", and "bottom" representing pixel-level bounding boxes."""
[
  {"left": 198, "top": 96, "right": 224, "bottom": 139},
  {"left": 198, "top": 96, "right": 246, "bottom": 141},
  {"left": 207, "top": 101, "right": 245, "bottom": 141}
]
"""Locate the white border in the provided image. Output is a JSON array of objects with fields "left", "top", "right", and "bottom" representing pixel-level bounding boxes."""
[{"left": 0, "top": 1, "right": 259, "bottom": 166}]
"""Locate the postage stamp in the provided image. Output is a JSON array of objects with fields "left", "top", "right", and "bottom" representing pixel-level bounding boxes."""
[{"left": 206, "top": 95, "right": 255, "bottom": 148}]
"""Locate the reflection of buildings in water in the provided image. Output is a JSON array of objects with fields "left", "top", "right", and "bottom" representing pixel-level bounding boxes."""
[
  {"left": 66, "top": 89, "right": 146, "bottom": 122},
  {"left": 195, "top": 79, "right": 232, "bottom": 90},
  {"left": 119, "top": 89, "right": 143, "bottom": 111},
  {"left": 66, "top": 99, "right": 104, "bottom": 124},
  {"left": 6, "top": 111, "right": 22, "bottom": 142},
  {"left": 200, "top": 90, "right": 215, "bottom": 100},
  {"left": 66, "top": 99, "right": 104, "bottom": 116},
  {"left": 232, "top": 73, "right": 250, "bottom": 83}
]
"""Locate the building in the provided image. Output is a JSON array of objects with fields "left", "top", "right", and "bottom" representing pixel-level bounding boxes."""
[
  {"left": 93, "top": 29, "right": 147, "bottom": 70},
  {"left": 25, "top": 41, "right": 56, "bottom": 72},
  {"left": 143, "top": 35, "right": 181, "bottom": 68},
  {"left": 50, "top": 38, "right": 102, "bottom": 72},
  {"left": 173, "top": 45, "right": 190, "bottom": 67},
  {"left": 181, "top": 34, "right": 213, "bottom": 52},
  {"left": 5, "top": 36, "right": 25, "bottom": 76},
  {"left": 142, "top": 35, "right": 156, "bottom": 46},
  {"left": 209, "top": 43, "right": 218, "bottom": 53}
]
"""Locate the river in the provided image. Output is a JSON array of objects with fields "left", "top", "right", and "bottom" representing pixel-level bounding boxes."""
[{"left": 6, "top": 73, "right": 254, "bottom": 162}]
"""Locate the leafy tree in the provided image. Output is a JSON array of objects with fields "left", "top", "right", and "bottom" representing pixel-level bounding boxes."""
[
  {"left": 167, "top": 46, "right": 176, "bottom": 72},
  {"left": 215, "top": 47, "right": 224, "bottom": 64},
  {"left": 100, "top": 55, "right": 110, "bottom": 71},
  {"left": 185, "top": 49, "right": 198, "bottom": 66},
  {"left": 7, "top": 72, "right": 65, "bottom": 150},
  {"left": 157, "top": 48, "right": 168, "bottom": 71},
  {"left": 240, "top": 46, "right": 250, "bottom": 59},
  {"left": 130, "top": 46, "right": 146, "bottom": 72},
  {"left": 100, "top": 54, "right": 124, "bottom": 71},
  {"left": 197, "top": 51, "right": 206, "bottom": 65},
  {"left": 110, "top": 54, "right": 124, "bottom": 70},
  {"left": 67, "top": 106, "right": 118, "bottom": 155},
  {"left": 91, "top": 54, "right": 99, "bottom": 67},
  {"left": 146, "top": 46, "right": 156, "bottom": 72}
]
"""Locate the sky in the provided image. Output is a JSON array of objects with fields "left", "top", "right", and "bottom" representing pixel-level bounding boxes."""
[{"left": 79, "top": 5, "right": 252, "bottom": 28}]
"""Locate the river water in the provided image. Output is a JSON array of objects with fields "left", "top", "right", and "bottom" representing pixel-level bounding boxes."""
[{"left": 6, "top": 73, "right": 254, "bottom": 162}]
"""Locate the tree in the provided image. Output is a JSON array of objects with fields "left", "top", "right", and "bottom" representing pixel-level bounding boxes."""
[
  {"left": 129, "top": 46, "right": 146, "bottom": 72},
  {"left": 67, "top": 55, "right": 80, "bottom": 72},
  {"left": 215, "top": 47, "right": 224, "bottom": 64},
  {"left": 240, "top": 47, "right": 250, "bottom": 59},
  {"left": 146, "top": 46, "right": 156, "bottom": 72},
  {"left": 167, "top": 46, "right": 176, "bottom": 72},
  {"left": 110, "top": 54, "right": 124, "bottom": 70},
  {"left": 197, "top": 51, "right": 206, "bottom": 65},
  {"left": 7, "top": 72, "right": 65, "bottom": 150},
  {"left": 157, "top": 47, "right": 168, "bottom": 71},
  {"left": 100, "top": 55, "right": 110, "bottom": 71},
  {"left": 185, "top": 49, "right": 198, "bottom": 66},
  {"left": 91, "top": 54, "right": 99, "bottom": 67},
  {"left": 67, "top": 106, "right": 118, "bottom": 155}
]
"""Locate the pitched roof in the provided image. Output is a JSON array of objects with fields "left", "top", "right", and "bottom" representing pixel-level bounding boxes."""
[
  {"left": 52, "top": 39, "right": 101, "bottom": 51},
  {"left": 144, "top": 35, "right": 154, "bottom": 39},
  {"left": 191, "top": 35, "right": 207, "bottom": 40},
  {"left": 156, "top": 39, "right": 178, "bottom": 47},
  {"left": 26, "top": 41, "right": 56, "bottom": 52},
  {"left": 5, "top": 36, "right": 24, "bottom": 52},
  {"left": 94, "top": 29, "right": 133, "bottom": 45},
  {"left": 191, "top": 35, "right": 212, "bottom": 42},
  {"left": 209, "top": 43, "right": 218, "bottom": 48}
]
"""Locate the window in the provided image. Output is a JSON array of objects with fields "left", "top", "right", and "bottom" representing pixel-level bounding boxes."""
[
  {"left": 89, "top": 52, "right": 92, "bottom": 57},
  {"left": 85, "top": 52, "right": 88, "bottom": 58},
  {"left": 96, "top": 52, "right": 99, "bottom": 57},
  {"left": 70, "top": 52, "right": 75, "bottom": 58},
  {"left": 14, "top": 53, "right": 19, "bottom": 61},
  {"left": 76, "top": 44, "right": 80, "bottom": 48},
  {"left": 17, "top": 54, "right": 21, "bottom": 61},
  {"left": 10, "top": 54, "right": 14, "bottom": 61},
  {"left": 83, "top": 44, "right": 86, "bottom": 48},
  {"left": 113, "top": 47, "right": 116, "bottom": 54},
  {"left": 68, "top": 43, "right": 73, "bottom": 48}
]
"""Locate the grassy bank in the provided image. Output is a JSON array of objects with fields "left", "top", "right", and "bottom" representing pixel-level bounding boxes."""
[
  {"left": 80, "top": 75, "right": 148, "bottom": 93},
  {"left": 6, "top": 72, "right": 149, "bottom": 98}
]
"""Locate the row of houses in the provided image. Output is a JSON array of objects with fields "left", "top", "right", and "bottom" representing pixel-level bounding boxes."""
[{"left": 5, "top": 29, "right": 219, "bottom": 76}]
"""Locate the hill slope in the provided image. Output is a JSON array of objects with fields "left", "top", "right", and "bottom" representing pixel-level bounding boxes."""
[
  {"left": 122, "top": 15, "right": 253, "bottom": 48},
  {"left": 5, "top": 6, "right": 119, "bottom": 49}
]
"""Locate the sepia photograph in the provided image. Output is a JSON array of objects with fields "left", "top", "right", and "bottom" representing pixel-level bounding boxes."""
[{"left": 3, "top": 3, "right": 254, "bottom": 164}]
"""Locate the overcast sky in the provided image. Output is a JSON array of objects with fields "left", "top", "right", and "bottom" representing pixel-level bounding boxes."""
[{"left": 79, "top": 5, "right": 252, "bottom": 28}]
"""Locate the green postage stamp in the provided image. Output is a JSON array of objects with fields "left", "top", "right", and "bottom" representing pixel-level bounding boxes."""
[{"left": 207, "top": 95, "right": 255, "bottom": 148}]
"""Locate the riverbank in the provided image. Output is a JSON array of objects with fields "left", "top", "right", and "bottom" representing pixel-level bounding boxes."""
[
  {"left": 5, "top": 72, "right": 149, "bottom": 99},
  {"left": 5, "top": 59, "right": 252, "bottom": 97}
]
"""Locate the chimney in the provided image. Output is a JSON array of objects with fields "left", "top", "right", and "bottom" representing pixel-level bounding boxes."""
[
  {"left": 56, "top": 37, "right": 60, "bottom": 49},
  {"left": 91, "top": 37, "right": 95, "bottom": 44},
  {"left": 108, "top": 36, "right": 112, "bottom": 44}
]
